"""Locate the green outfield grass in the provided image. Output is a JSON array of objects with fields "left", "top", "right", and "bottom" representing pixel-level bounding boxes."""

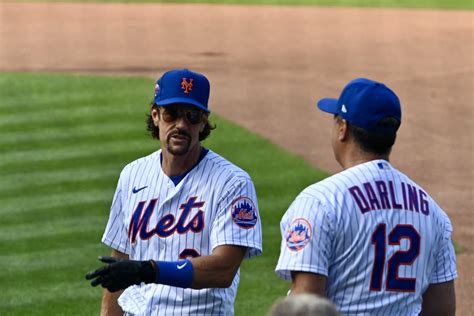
[
  {"left": 0, "top": 72, "right": 327, "bottom": 315},
  {"left": 2, "top": 0, "right": 473, "bottom": 10}
]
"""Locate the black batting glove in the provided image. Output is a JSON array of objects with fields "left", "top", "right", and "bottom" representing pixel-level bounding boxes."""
[{"left": 85, "top": 256, "right": 156, "bottom": 292}]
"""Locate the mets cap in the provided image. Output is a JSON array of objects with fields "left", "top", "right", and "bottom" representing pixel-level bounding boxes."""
[
  {"left": 154, "top": 69, "right": 210, "bottom": 113},
  {"left": 317, "top": 78, "right": 401, "bottom": 134}
]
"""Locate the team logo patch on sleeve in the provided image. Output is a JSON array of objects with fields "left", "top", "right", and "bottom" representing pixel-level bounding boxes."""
[
  {"left": 286, "top": 218, "right": 312, "bottom": 251},
  {"left": 230, "top": 197, "right": 258, "bottom": 229}
]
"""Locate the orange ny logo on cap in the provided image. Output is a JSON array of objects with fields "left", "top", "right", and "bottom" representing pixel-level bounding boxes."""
[{"left": 181, "top": 78, "right": 194, "bottom": 94}]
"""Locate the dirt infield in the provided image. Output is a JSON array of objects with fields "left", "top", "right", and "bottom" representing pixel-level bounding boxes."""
[{"left": 1, "top": 3, "right": 472, "bottom": 313}]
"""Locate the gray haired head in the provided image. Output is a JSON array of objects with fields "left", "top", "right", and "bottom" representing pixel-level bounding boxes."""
[{"left": 269, "top": 293, "right": 340, "bottom": 316}]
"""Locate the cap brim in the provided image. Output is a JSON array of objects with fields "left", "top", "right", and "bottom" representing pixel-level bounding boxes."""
[
  {"left": 156, "top": 97, "right": 210, "bottom": 113},
  {"left": 317, "top": 98, "right": 338, "bottom": 114}
]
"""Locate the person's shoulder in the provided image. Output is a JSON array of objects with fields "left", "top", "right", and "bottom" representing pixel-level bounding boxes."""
[
  {"left": 377, "top": 162, "right": 453, "bottom": 222},
  {"left": 388, "top": 163, "right": 441, "bottom": 203},
  {"left": 295, "top": 166, "right": 374, "bottom": 211},
  {"left": 312, "top": 159, "right": 394, "bottom": 191},
  {"left": 299, "top": 169, "right": 354, "bottom": 199},
  {"left": 203, "top": 149, "right": 252, "bottom": 181},
  {"left": 121, "top": 150, "right": 160, "bottom": 175}
]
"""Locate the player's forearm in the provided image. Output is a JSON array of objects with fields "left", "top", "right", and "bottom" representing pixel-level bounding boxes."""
[
  {"left": 87, "top": 246, "right": 247, "bottom": 291},
  {"left": 190, "top": 245, "right": 247, "bottom": 289},
  {"left": 420, "top": 281, "right": 456, "bottom": 316},
  {"left": 420, "top": 305, "right": 456, "bottom": 316},
  {"left": 99, "top": 249, "right": 128, "bottom": 315},
  {"left": 190, "top": 256, "right": 238, "bottom": 288},
  {"left": 290, "top": 271, "right": 327, "bottom": 296},
  {"left": 100, "top": 289, "right": 124, "bottom": 316}
]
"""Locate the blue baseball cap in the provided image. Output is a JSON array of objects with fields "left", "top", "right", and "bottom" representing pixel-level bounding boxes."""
[
  {"left": 154, "top": 69, "right": 210, "bottom": 112},
  {"left": 317, "top": 78, "right": 401, "bottom": 134}
]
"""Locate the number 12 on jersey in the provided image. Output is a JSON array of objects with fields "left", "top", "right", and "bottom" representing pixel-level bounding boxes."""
[{"left": 370, "top": 224, "right": 420, "bottom": 292}]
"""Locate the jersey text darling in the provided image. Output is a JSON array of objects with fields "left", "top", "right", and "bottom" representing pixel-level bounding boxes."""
[{"left": 349, "top": 181, "right": 429, "bottom": 215}]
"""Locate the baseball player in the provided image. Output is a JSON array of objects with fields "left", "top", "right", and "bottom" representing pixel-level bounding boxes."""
[
  {"left": 275, "top": 78, "right": 457, "bottom": 315},
  {"left": 85, "top": 69, "right": 262, "bottom": 315}
]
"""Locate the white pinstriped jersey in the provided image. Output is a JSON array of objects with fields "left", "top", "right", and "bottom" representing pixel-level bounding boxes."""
[
  {"left": 276, "top": 160, "right": 457, "bottom": 315},
  {"left": 102, "top": 149, "right": 262, "bottom": 315}
]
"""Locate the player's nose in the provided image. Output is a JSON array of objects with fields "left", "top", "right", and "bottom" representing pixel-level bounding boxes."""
[{"left": 174, "top": 115, "right": 190, "bottom": 128}]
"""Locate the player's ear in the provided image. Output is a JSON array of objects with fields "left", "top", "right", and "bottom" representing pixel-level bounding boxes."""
[
  {"left": 337, "top": 118, "right": 349, "bottom": 142},
  {"left": 151, "top": 106, "right": 160, "bottom": 126}
]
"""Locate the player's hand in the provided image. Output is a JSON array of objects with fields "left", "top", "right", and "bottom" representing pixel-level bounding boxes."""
[{"left": 85, "top": 256, "right": 156, "bottom": 292}]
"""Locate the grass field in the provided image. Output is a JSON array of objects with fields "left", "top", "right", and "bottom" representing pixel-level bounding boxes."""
[
  {"left": 0, "top": 1, "right": 468, "bottom": 314},
  {"left": 0, "top": 72, "right": 327, "bottom": 315},
  {"left": 2, "top": 0, "right": 473, "bottom": 10}
]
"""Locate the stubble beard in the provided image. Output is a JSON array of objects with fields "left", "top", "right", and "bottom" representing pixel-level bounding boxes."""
[
  {"left": 166, "top": 130, "right": 192, "bottom": 156},
  {"left": 167, "top": 140, "right": 191, "bottom": 156}
]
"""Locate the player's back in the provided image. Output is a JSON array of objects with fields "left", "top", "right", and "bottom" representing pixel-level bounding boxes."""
[{"left": 298, "top": 160, "right": 455, "bottom": 315}]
